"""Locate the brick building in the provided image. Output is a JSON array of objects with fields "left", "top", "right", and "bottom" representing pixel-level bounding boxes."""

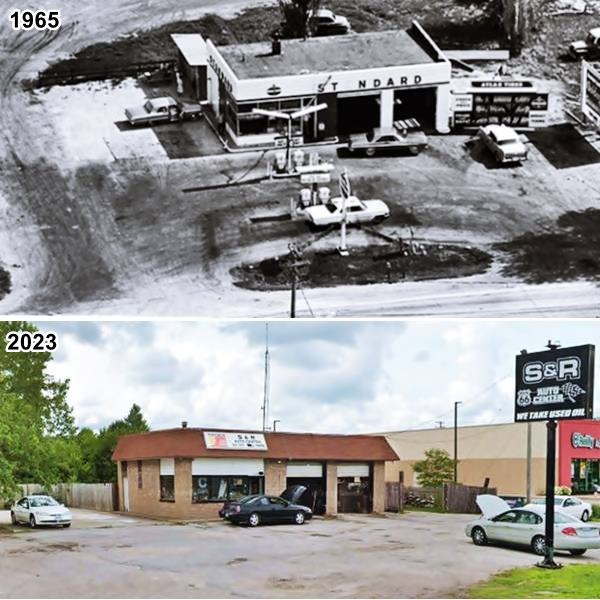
[{"left": 112, "top": 425, "right": 398, "bottom": 520}]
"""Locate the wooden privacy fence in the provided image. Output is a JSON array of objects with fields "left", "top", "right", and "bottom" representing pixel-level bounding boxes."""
[
  {"left": 11, "top": 483, "right": 116, "bottom": 512},
  {"left": 385, "top": 481, "right": 497, "bottom": 514}
]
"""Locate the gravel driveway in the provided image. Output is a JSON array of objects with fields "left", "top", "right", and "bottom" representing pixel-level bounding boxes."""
[{"left": 1, "top": 509, "right": 598, "bottom": 598}]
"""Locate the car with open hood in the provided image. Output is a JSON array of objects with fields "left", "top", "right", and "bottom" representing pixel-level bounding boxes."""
[
  {"left": 220, "top": 487, "right": 313, "bottom": 527},
  {"left": 465, "top": 494, "right": 600, "bottom": 556},
  {"left": 10, "top": 495, "right": 72, "bottom": 528}
]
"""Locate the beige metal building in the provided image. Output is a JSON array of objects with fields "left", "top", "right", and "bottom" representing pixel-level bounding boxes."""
[{"left": 381, "top": 422, "right": 549, "bottom": 496}]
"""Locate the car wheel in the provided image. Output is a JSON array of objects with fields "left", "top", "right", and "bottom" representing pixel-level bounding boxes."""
[
  {"left": 10, "top": 512, "right": 17, "bottom": 526},
  {"left": 569, "top": 548, "right": 586, "bottom": 556},
  {"left": 29, "top": 514, "right": 36, "bottom": 529},
  {"left": 581, "top": 510, "right": 590, "bottom": 522},
  {"left": 531, "top": 535, "right": 546, "bottom": 556},
  {"left": 294, "top": 511, "right": 305, "bottom": 525},
  {"left": 372, "top": 215, "right": 385, "bottom": 224},
  {"left": 248, "top": 512, "right": 260, "bottom": 527},
  {"left": 63, "top": 523, "right": 71, "bottom": 528},
  {"left": 366, "top": 148, "right": 376, "bottom": 157},
  {"left": 471, "top": 526, "right": 488, "bottom": 546}
]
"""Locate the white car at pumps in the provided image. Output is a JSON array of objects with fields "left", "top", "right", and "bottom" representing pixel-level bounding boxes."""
[
  {"left": 304, "top": 196, "right": 390, "bottom": 227},
  {"left": 10, "top": 495, "right": 72, "bottom": 528},
  {"left": 525, "top": 497, "right": 592, "bottom": 522},
  {"left": 465, "top": 495, "right": 600, "bottom": 556}
]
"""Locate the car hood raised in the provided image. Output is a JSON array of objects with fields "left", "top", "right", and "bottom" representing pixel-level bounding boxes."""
[{"left": 476, "top": 494, "right": 510, "bottom": 519}]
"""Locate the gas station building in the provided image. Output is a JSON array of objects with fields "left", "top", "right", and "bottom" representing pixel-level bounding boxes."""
[{"left": 172, "top": 21, "right": 452, "bottom": 147}]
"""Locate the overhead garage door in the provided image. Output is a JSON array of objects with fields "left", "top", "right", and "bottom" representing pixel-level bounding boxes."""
[
  {"left": 191, "top": 458, "right": 264, "bottom": 476},
  {"left": 287, "top": 462, "right": 323, "bottom": 478},
  {"left": 337, "top": 463, "right": 370, "bottom": 477}
]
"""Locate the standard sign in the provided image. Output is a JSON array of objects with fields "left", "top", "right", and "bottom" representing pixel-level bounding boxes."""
[
  {"left": 515, "top": 345, "right": 595, "bottom": 422},
  {"left": 204, "top": 431, "right": 268, "bottom": 451}
]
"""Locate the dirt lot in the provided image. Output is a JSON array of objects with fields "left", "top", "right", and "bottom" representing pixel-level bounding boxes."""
[
  {"left": 0, "top": 509, "right": 598, "bottom": 598},
  {"left": 1, "top": 0, "right": 600, "bottom": 317}
]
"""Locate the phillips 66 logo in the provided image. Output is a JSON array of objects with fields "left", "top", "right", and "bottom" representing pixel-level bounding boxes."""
[{"left": 515, "top": 345, "right": 594, "bottom": 422}]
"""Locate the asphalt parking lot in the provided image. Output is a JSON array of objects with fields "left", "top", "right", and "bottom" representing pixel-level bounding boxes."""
[{"left": 0, "top": 509, "right": 597, "bottom": 598}]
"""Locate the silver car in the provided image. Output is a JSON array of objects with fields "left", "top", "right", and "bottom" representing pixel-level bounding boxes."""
[{"left": 465, "top": 494, "right": 600, "bottom": 556}]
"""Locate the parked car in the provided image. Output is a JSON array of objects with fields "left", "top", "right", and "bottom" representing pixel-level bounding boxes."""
[
  {"left": 221, "top": 493, "right": 313, "bottom": 527},
  {"left": 10, "top": 495, "right": 72, "bottom": 528},
  {"left": 477, "top": 124, "right": 528, "bottom": 164},
  {"left": 569, "top": 27, "right": 600, "bottom": 59},
  {"left": 124, "top": 96, "right": 202, "bottom": 126},
  {"left": 304, "top": 195, "right": 390, "bottom": 227},
  {"left": 348, "top": 120, "right": 428, "bottom": 157},
  {"left": 525, "top": 496, "right": 592, "bottom": 522},
  {"left": 465, "top": 494, "right": 600, "bottom": 556},
  {"left": 219, "top": 485, "right": 313, "bottom": 518},
  {"left": 308, "top": 9, "right": 351, "bottom": 36}
]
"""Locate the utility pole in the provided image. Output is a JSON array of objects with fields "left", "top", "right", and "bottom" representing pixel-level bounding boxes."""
[
  {"left": 454, "top": 401, "right": 462, "bottom": 483},
  {"left": 261, "top": 323, "right": 270, "bottom": 431},
  {"left": 520, "top": 349, "right": 532, "bottom": 503}
]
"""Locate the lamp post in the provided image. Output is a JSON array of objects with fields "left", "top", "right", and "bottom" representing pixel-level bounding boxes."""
[
  {"left": 454, "top": 401, "right": 462, "bottom": 483},
  {"left": 252, "top": 103, "right": 327, "bottom": 174}
]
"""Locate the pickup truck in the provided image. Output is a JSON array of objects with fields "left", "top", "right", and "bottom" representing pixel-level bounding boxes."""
[
  {"left": 347, "top": 120, "right": 428, "bottom": 156},
  {"left": 124, "top": 96, "right": 202, "bottom": 126},
  {"left": 569, "top": 27, "right": 600, "bottom": 59},
  {"left": 304, "top": 195, "right": 390, "bottom": 227}
]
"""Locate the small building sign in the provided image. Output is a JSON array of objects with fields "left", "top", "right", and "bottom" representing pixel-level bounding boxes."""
[
  {"left": 581, "top": 61, "right": 600, "bottom": 128},
  {"left": 514, "top": 345, "right": 595, "bottom": 422},
  {"left": 204, "top": 431, "right": 268, "bottom": 450}
]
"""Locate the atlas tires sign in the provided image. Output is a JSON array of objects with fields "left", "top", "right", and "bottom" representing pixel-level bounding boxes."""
[{"left": 515, "top": 345, "right": 595, "bottom": 422}]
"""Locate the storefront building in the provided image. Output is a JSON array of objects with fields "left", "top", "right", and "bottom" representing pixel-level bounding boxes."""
[
  {"left": 380, "top": 419, "right": 600, "bottom": 496},
  {"left": 172, "top": 21, "right": 452, "bottom": 147},
  {"left": 112, "top": 426, "right": 397, "bottom": 520}
]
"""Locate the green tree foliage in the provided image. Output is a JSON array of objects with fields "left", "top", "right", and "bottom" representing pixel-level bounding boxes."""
[
  {"left": 413, "top": 448, "right": 456, "bottom": 488},
  {"left": 77, "top": 404, "right": 150, "bottom": 483},
  {"left": 0, "top": 322, "right": 80, "bottom": 499}
]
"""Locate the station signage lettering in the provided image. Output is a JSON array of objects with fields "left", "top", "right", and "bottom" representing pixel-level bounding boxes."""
[
  {"left": 514, "top": 345, "right": 595, "bottom": 422},
  {"left": 207, "top": 54, "right": 233, "bottom": 94},
  {"left": 572, "top": 432, "right": 600, "bottom": 450},
  {"left": 316, "top": 74, "right": 423, "bottom": 94}
]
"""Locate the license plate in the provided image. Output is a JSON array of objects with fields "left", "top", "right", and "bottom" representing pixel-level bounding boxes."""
[{"left": 578, "top": 528, "right": 598, "bottom": 537}]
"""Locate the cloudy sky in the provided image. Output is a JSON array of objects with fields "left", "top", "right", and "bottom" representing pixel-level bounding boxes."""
[{"left": 33, "top": 320, "right": 600, "bottom": 434}]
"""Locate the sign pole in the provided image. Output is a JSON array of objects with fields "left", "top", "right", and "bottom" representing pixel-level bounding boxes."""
[{"left": 538, "top": 418, "right": 560, "bottom": 569}]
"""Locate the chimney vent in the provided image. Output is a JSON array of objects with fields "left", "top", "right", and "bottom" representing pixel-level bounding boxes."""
[{"left": 181, "top": 421, "right": 188, "bottom": 429}]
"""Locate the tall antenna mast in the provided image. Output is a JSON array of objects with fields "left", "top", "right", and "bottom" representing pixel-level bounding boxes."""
[{"left": 261, "top": 323, "right": 270, "bottom": 431}]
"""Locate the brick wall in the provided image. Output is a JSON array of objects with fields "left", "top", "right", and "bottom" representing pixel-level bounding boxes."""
[{"left": 264, "top": 460, "right": 286, "bottom": 495}]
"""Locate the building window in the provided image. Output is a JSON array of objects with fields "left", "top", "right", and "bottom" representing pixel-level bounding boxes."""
[
  {"left": 137, "top": 460, "right": 142, "bottom": 489},
  {"left": 191, "top": 476, "right": 262, "bottom": 503},
  {"left": 159, "top": 458, "right": 175, "bottom": 502}
]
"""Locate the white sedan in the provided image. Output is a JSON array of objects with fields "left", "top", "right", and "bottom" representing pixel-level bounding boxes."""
[
  {"left": 525, "top": 497, "right": 592, "bottom": 522},
  {"left": 304, "top": 196, "right": 390, "bottom": 227},
  {"left": 11, "top": 495, "right": 72, "bottom": 528},
  {"left": 465, "top": 495, "right": 600, "bottom": 556},
  {"left": 477, "top": 124, "right": 528, "bottom": 164}
]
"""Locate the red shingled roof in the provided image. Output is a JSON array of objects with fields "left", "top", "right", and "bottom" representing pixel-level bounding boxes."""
[{"left": 112, "top": 427, "right": 398, "bottom": 462}]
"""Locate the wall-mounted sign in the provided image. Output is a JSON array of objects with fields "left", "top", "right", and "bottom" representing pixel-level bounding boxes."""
[
  {"left": 204, "top": 431, "right": 268, "bottom": 451},
  {"left": 472, "top": 80, "right": 534, "bottom": 89},
  {"left": 515, "top": 345, "right": 595, "bottom": 422},
  {"left": 571, "top": 432, "right": 600, "bottom": 450},
  {"left": 581, "top": 61, "right": 600, "bottom": 128}
]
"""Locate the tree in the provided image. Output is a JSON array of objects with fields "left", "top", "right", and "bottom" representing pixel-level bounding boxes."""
[
  {"left": 413, "top": 448, "right": 456, "bottom": 488},
  {"left": 279, "top": 0, "right": 317, "bottom": 40},
  {"left": 0, "top": 321, "right": 80, "bottom": 500},
  {"left": 93, "top": 404, "right": 150, "bottom": 483}
]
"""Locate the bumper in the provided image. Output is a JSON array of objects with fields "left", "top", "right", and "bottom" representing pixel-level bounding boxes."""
[{"left": 555, "top": 536, "right": 600, "bottom": 550}]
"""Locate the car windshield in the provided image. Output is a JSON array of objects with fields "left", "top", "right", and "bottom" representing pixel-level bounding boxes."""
[
  {"left": 532, "top": 499, "right": 563, "bottom": 505},
  {"left": 29, "top": 496, "right": 59, "bottom": 507},
  {"left": 497, "top": 137, "right": 518, "bottom": 145}
]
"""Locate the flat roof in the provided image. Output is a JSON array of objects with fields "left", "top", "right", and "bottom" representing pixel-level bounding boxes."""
[
  {"left": 218, "top": 29, "right": 436, "bottom": 80},
  {"left": 112, "top": 427, "right": 399, "bottom": 462},
  {"left": 171, "top": 33, "right": 207, "bottom": 67}
]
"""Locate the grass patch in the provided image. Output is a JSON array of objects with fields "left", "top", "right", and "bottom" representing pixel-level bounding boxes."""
[{"left": 468, "top": 565, "right": 600, "bottom": 599}]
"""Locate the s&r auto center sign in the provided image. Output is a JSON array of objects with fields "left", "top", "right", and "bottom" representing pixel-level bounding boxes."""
[{"left": 515, "top": 345, "right": 595, "bottom": 422}]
